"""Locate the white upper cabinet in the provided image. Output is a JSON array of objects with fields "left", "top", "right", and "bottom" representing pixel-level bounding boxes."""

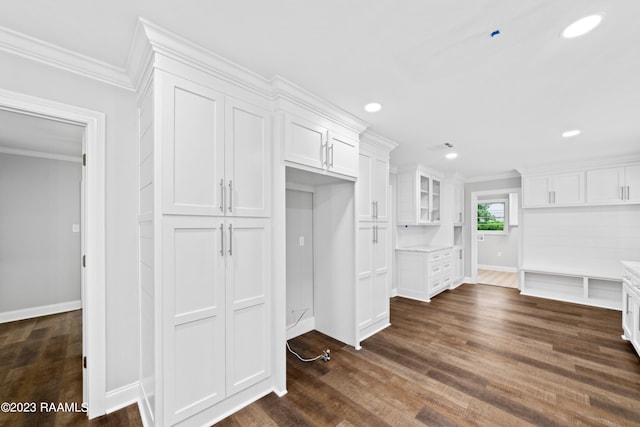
[
  {"left": 357, "top": 150, "right": 389, "bottom": 222},
  {"left": 161, "top": 73, "right": 271, "bottom": 217},
  {"left": 327, "top": 131, "right": 359, "bottom": 177},
  {"left": 284, "top": 113, "right": 359, "bottom": 178},
  {"left": 586, "top": 164, "right": 640, "bottom": 204},
  {"left": 225, "top": 97, "right": 272, "bottom": 217},
  {"left": 397, "top": 168, "right": 441, "bottom": 225},
  {"left": 452, "top": 181, "right": 464, "bottom": 224},
  {"left": 522, "top": 171, "right": 584, "bottom": 208}
]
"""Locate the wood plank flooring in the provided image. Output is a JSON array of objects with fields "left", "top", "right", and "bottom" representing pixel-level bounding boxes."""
[
  {"left": 477, "top": 269, "right": 519, "bottom": 288},
  {"left": 221, "top": 284, "right": 640, "bottom": 426},
  {"left": 0, "top": 310, "right": 141, "bottom": 427}
]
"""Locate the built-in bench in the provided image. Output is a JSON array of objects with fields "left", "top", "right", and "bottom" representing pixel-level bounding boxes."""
[{"left": 520, "top": 265, "right": 622, "bottom": 310}]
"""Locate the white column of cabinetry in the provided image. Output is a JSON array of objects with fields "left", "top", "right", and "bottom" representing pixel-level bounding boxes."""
[
  {"left": 355, "top": 134, "right": 397, "bottom": 347},
  {"left": 150, "top": 70, "right": 273, "bottom": 426}
]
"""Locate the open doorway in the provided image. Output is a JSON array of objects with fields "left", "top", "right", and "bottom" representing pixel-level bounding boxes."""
[
  {"left": 0, "top": 89, "right": 106, "bottom": 418},
  {"left": 471, "top": 188, "right": 521, "bottom": 289}
]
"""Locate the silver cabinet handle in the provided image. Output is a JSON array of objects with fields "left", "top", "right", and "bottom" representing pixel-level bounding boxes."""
[
  {"left": 228, "top": 224, "right": 233, "bottom": 255},
  {"left": 548, "top": 191, "right": 551, "bottom": 204},
  {"left": 627, "top": 185, "right": 630, "bottom": 201},
  {"left": 219, "top": 179, "right": 225, "bottom": 211},
  {"left": 320, "top": 141, "right": 326, "bottom": 166},
  {"left": 374, "top": 201, "right": 378, "bottom": 219},
  {"left": 371, "top": 201, "right": 376, "bottom": 219},
  {"left": 375, "top": 225, "right": 378, "bottom": 243},
  {"left": 228, "top": 180, "right": 233, "bottom": 212},
  {"left": 553, "top": 191, "right": 556, "bottom": 204},
  {"left": 621, "top": 186, "right": 625, "bottom": 201},
  {"left": 220, "top": 223, "right": 225, "bottom": 256},
  {"left": 329, "top": 144, "right": 334, "bottom": 167},
  {"left": 458, "top": 212, "right": 462, "bottom": 222}
]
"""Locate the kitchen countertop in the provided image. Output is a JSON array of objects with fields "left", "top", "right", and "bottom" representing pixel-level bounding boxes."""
[
  {"left": 395, "top": 246, "right": 452, "bottom": 253},
  {"left": 622, "top": 261, "right": 640, "bottom": 275}
]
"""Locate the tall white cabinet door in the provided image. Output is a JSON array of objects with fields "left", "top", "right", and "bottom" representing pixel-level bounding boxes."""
[
  {"left": 225, "top": 218, "right": 271, "bottom": 396},
  {"left": 523, "top": 176, "right": 551, "bottom": 207},
  {"left": 356, "top": 224, "right": 374, "bottom": 329},
  {"left": 372, "top": 158, "right": 389, "bottom": 221},
  {"left": 552, "top": 172, "right": 584, "bottom": 205},
  {"left": 163, "top": 218, "right": 226, "bottom": 424},
  {"left": 284, "top": 115, "right": 327, "bottom": 170},
  {"left": 225, "top": 98, "right": 271, "bottom": 217},
  {"left": 357, "top": 152, "right": 373, "bottom": 221},
  {"left": 586, "top": 167, "right": 624, "bottom": 204},
  {"left": 327, "top": 131, "right": 358, "bottom": 177},
  {"left": 372, "top": 224, "right": 389, "bottom": 322},
  {"left": 162, "top": 75, "right": 225, "bottom": 215},
  {"left": 625, "top": 164, "right": 640, "bottom": 203}
]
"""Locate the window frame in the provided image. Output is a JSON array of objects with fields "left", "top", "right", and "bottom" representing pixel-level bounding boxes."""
[{"left": 476, "top": 198, "right": 508, "bottom": 235}]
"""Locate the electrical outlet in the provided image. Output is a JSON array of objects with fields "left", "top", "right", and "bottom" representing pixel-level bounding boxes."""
[
  {"left": 497, "top": 251, "right": 502, "bottom": 257},
  {"left": 299, "top": 236, "right": 304, "bottom": 246}
]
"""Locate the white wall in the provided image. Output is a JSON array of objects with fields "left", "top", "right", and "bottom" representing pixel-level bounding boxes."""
[
  {"left": 0, "top": 153, "right": 81, "bottom": 312},
  {"left": 478, "top": 234, "right": 518, "bottom": 269},
  {"left": 522, "top": 204, "right": 640, "bottom": 277},
  {"left": 0, "top": 52, "right": 139, "bottom": 392},
  {"left": 285, "top": 190, "right": 314, "bottom": 326}
]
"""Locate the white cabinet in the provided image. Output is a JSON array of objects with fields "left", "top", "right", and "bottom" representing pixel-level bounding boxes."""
[
  {"left": 357, "top": 150, "right": 389, "bottom": 222},
  {"left": 357, "top": 223, "right": 390, "bottom": 340},
  {"left": 396, "top": 247, "right": 453, "bottom": 302},
  {"left": 162, "top": 217, "right": 271, "bottom": 424},
  {"left": 586, "top": 164, "right": 640, "bottom": 205},
  {"left": 453, "top": 181, "right": 464, "bottom": 224},
  {"left": 397, "top": 168, "right": 441, "bottom": 225},
  {"left": 522, "top": 171, "right": 584, "bottom": 207},
  {"left": 284, "top": 114, "right": 358, "bottom": 178},
  {"left": 622, "top": 262, "right": 640, "bottom": 357},
  {"left": 162, "top": 74, "right": 271, "bottom": 218}
]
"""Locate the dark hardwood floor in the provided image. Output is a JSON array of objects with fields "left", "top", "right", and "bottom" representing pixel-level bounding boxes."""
[
  {"left": 221, "top": 284, "right": 640, "bottom": 426},
  {"left": 0, "top": 309, "right": 141, "bottom": 427},
  {"left": 3, "top": 285, "right": 639, "bottom": 426}
]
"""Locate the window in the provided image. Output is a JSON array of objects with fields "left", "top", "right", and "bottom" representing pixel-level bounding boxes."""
[{"left": 477, "top": 200, "right": 507, "bottom": 233}]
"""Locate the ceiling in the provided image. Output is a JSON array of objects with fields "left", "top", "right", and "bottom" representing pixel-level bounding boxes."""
[
  {"left": 1, "top": 1, "right": 638, "bottom": 179},
  {"left": 0, "top": 109, "right": 83, "bottom": 159}
]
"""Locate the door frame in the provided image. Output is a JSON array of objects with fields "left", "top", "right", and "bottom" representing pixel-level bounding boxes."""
[
  {"left": 470, "top": 187, "right": 521, "bottom": 285},
  {"left": 0, "top": 88, "right": 106, "bottom": 418}
]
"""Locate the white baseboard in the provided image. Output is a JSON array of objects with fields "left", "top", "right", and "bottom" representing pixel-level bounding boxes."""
[
  {"left": 390, "top": 288, "right": 398, "bottom": 297},
  {"left": 464, "top": 276, "right": 474, "bottom": 284},
  {"left": 286, "top": 316, "right": 315, "bottom": 340},
  {"left": 137, "top": 399, "right": 152, "bottom": 427},
  {"left": 0, "top": 300, "right": 82, "bottom": 323},
  {"left": 477, "top": 264, "right": 518, "bottom": 273},
  {"left": 106, "top": 381, "right": 140, "bottom": 414}
]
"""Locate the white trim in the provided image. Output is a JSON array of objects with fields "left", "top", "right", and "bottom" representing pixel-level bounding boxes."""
[
  {"left": 470, "top": 188, "right": 521, "bottom": 285},
  {"left": 106, "top": 382, "right": 140, "bottom": 414},
  {"left": 360, "top": 130, "right": 399, "bottom": 153},
  {"left": 286, "top": 317, "right": 315, "bottom": 340},
  {"left": 285, "top": 182, "right": 315, "bottom": 193},
  {"left": 0, "top": 146, "right": 81, "bottom": 163},
  {"left": 0, "top": 25, "right": 133, "bottom": 91},
  {"left": 137, "top": 397, "right": 153, "bottom": 427},
  {"left": 0, "top": 88, "right": 107, "bottom": 419},
  {"left": 0, "top": 300, "right": 81, "bottom": 323},
  {"left": 477, "top": 264, "right": 518, "bottom": 273},
  {"left": 464, "top": 171, "right": 521, "bottom": 183}
]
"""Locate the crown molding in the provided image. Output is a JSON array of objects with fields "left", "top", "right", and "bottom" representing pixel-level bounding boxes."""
[
  {"left": 0, "top": 146, "right": 81, "bottom": 163},
  {"left": 0, "top": 25, "right": 134, "bottom": 91},
  {"left": 463, "top": 170, "right": 522, "bottom": 183},
  {"left": 360, "top": 130, "right": 399, "bottom": 153}
]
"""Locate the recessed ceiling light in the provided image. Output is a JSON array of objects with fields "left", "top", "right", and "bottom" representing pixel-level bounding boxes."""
[
  {"left": 364, "top": 102, "right": 382, "bottom": 113},
  {"left": 562, "top": 14, "right": 602, "bottom": 38},
  {"left": 562, "top": 129, "right": 581, "bottom": 138},
  {"left": 445, "top": 152, "right": 458, "bottom": 159}
]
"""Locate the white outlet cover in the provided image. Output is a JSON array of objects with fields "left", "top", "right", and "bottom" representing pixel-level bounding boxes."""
[
  {"left": 299, "top": 236, "right": 304, "bottom": 246},
  {"left": 72, "top": 224, "right": 80, "bottom": 233}
]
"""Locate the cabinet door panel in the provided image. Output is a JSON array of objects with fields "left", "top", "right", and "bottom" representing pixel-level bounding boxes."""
[
  {"left": 163, "top": 219, "right": 226, "bottom": 424},
  {"left": 357, "top": 224, "right": 374, "bottom": 327},
  {"left": 328, "top": 132, "right": 358, "bottom": 177},
  {"left": 372, "top": 225, "right": 389, "bottom": 321},
  {"left": 372, "top": 158, "right": 389, "bottom": 221},
  {"left": 285, "top": 115, "right": 326, "bottom": 169},
  {"left": 553, "top": 172, "right": 584, "bottom": 205},
  {"left": 625, "top": 164, "right": 640, "bottom": 203},
  {"left": 357, "top": 153, "right": 373, "bottom": 221},
  {"left": 225, "top": 98, "right": 271, "bottom": 217},
  {"left": 523, "top": 176, "right": 551, "bottom": 207},
  {"left": 226, "top": 219, "right": 271, "bottom": 395},
  {"left": 163, "top": 76, "right": 225, "bottom": 215},
  {"left": 586, "top": 168, "right": 623, "bottom": 204}
]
